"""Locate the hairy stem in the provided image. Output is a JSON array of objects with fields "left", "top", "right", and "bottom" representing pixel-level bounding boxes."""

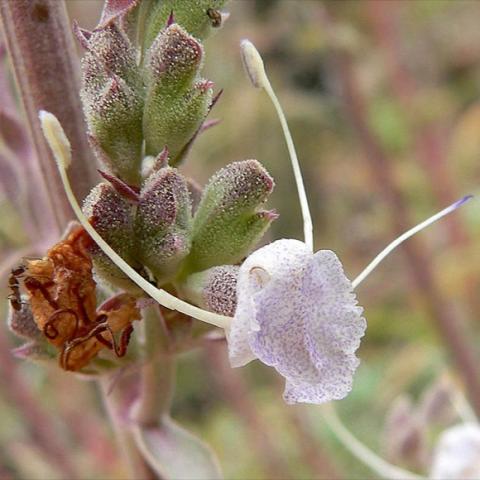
[{"left": 0, "top": 0, "right": 97, "bottom": 233}]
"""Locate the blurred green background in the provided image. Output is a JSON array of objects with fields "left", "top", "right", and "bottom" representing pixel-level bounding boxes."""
[{"left": 2, "top": 1, "right": 480, "bottom": 478}]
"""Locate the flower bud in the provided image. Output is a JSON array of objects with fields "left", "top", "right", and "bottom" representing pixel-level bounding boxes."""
[
  {"left": 178, "top": 265, "right": 239, "bottom": 316},
  {"left": 135, "top": 167, "right": 192, "bottom": 285},
  {"left": 143, "top": 0, "right": 228, "bottom": 50},
  {"left": 143, "top": 25, "right": 212, "bottom": 161},
  {"left": 83, "top": 77, "right": 143, "bottom": 185},
  {"left": 240, "top": 39, "right": 267, "bottom": 89},
  {"left": 80, "top": 23, "right": 139, "bottom": 95},
  {"left": 383, "top": 395, "right": 428, "bottom": 471},
  {"left": 430, "top": 423, "right": 480, "bottom": 479},
  {"left": 418, "top": 377, "right": 457, "bottom": 427},
  {"left": 185, "top": 160, "right": 276, "bottom": 272},
  {"left": 146, "top": 24, "right": 203, "bottom": 88},
  {"left": 83, "top": 183, "right": 139, "bottom": 292}
]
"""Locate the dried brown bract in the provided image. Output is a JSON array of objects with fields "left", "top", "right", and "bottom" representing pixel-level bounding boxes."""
[{"left": 11, "top": 225, "right": 140, "bottom": 371}]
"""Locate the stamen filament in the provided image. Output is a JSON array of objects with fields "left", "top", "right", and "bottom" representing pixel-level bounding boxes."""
[
  {"left": 352, "top": 196, "right": 473, "bottom": 289},
  {"left": 40, "top": 111, "right": 231, "bottom": 330},
  {"left": 241, "top": 40, "right": 314, "bottom": 251}
]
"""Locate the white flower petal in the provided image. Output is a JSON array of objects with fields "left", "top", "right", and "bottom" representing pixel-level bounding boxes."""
[
  {"left": 429, "top": 423, "right": 480, "bottom": 479},
  {"left": 227, "top": 239, "right": 310, "bottom": 367},
  {"left": 227, "top": 239, "right": 366, "bottom": 404}
]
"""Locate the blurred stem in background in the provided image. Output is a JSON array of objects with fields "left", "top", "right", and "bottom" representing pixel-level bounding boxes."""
[
  {"left": 99, "top": 305, "right": 177, "bottom": 480},
  {"left": 0, "top": 2, "right": 134, "bottom": 477},
  {"left": 205, "top": 342, "right": 295, "bottom": 479},
  {"left": 366, "top": 0, "right": 468, "bottom": 245},
  {"left": 0, "top": 310, "right": 79, "bottom": 478},
  {"left": 366, "top": 0, "right": 480, "bottom": 315},
  {"left": 320, "top": 4, "right": 480, "bottom": 416},
  {"left": 0, "top": 0, "right": 98, "bottom": 235},
  {"left": 134, "top": 306, "right": 175, "bottom": 426},
  {"left": 205, "top": 328, "right": 341, "bottom": 479},
  {"left": 100, "top": 374, "right": 156, "bottom": 480}
]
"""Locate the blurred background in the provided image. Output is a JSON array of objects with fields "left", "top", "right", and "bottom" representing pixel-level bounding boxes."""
[{"left": 1, "top": 1, "right": 480, "bottom": 478}]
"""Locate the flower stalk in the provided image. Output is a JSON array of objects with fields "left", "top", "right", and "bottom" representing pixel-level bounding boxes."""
[
  {"left": 99, "top": 375, "right": 156, "bottom": 480},
  {"left": 241, "top": 40, "right": 313, "bottom": 251},
  {"left": 133, "top": 305, "right": 176, "bottom": 426}
]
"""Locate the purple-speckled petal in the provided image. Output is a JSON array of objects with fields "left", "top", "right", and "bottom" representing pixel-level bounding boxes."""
[{"left": 227, "top": 239, "right": 366, "bottom": 405}]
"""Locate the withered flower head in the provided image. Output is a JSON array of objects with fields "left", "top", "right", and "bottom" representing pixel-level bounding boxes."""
[{"left": 17, "top": 224, "right": 140, "bottom": 371}]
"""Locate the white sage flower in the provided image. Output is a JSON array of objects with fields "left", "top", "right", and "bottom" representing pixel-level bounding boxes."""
[
  {"left": 43, "top": 40, "right": 472, "bottom": 410},
  {"left": 429, "top": 423, "right": 480, "bottom": 479},
  {"left": 226, "top": 41, "right": 473, "bottom": 405},
  {"left": 228, "top": 239, "right": 365, "bottom": 404}
]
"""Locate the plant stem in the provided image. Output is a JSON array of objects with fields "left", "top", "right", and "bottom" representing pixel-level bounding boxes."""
[
  {"left": 205, "top": 342, "right": 293, "bottom": 479},
  {"left": 134, "top": 305, "right": 176, "bottom": 426},
  {"left": 0, "top": 41, "right": 55, "bottom": 241},
  {"left": 97, "top": 306, "right": 172, "bottom": 479},
  {"left": 320, "top": 7, "right": 480, "bottom": 416},
  {"left": 0, "top": 0, "right": 98, "bottom": 233},
  {"left": 321, "top": 404, "right": 423, "bottom": 480},
  {"left": 99, "top": 375, "right": 156, "bottom": 480}
]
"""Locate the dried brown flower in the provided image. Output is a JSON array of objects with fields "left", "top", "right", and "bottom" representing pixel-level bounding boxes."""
[{"left": 11, "top": 225, "right": 140, "bottom": 371}]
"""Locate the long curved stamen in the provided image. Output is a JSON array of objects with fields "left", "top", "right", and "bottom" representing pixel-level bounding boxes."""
[
  {"left": 39, "top": 111, "right": 231, "bottom": 330},
  {"left": 241, "top": 40, "right": 314, "bottom": 251},
  {"left": 352, "top": 196, "right": 473, "bottom": 289}
]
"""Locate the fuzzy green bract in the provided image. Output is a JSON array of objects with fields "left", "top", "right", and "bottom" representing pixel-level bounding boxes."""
[
  {"left": 83, "top": 184, "right": 140, "bottom": 292},
  {"left": 184, "top": 160, "right": 277, "bottom": 273},
  {"left": 80, "top": 25, "right": 144, "bottom": 185},
  {"left": 143, "top": 24, "right": 212, "bottom": 164},
  {"left": 135, "top": 167, "right": 192, "bottom": 284},
  {"left": 80, "top": 1, "right": 226, "bottom": 186}
]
